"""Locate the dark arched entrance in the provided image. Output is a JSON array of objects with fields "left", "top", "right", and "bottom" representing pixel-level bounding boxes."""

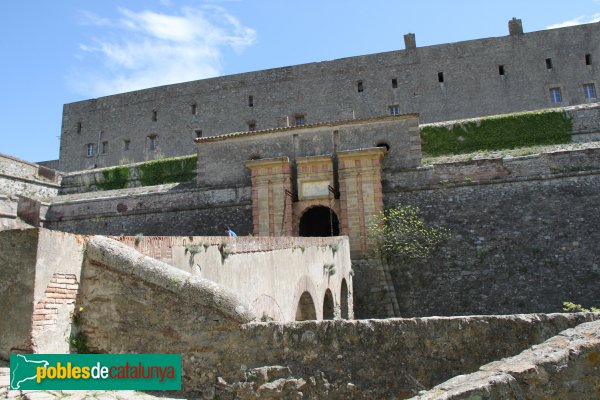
[
  {"left": 323, "top": 289, "right": 334, "bottom": 320},
  {"left": 295, "top": 291, "right": 317, "bottom": 321},
  {"left": 340, "top": 279, "right": 349, "bottom": 319},
  {"left": 299, "top": 206, "right": 340, "bottom": 237}
]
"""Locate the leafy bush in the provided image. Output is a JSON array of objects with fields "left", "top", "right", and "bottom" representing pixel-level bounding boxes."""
[
  {"left": 137, "top": 155, "right": 197, "bottom": 186},
  {"left": 421, "top": 110, "right": 572, "bottom": 156},
  {"left": 562, "top": 301, "right": 599, "bottom": 313},
  {"left": 369, "top": 204, "right": 450, "bottom": 261},
  {"left": 97, "top": 166, "right": 130, "bottom": 190}
]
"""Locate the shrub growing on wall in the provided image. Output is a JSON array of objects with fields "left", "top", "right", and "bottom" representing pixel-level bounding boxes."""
[
  {"left": 137, "top": 155, "right": 197, "bottom": 186},
  {"left": 368, "top": 204, "right": 450, "bottom": 262},
  {"left": 421, "top": 110, "right": 572, "bottom": 156},
  {"left": 97, "top": 166, "right": 130, "bottom": 190}
]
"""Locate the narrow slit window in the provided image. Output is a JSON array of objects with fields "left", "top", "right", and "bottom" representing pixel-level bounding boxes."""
[
  {"left": 586, "top": 54, "right": 592, "bottom": 66},
  {"left": 499, "top": 65, "right": 505, "bottom": 76},
  {"left": 195, "top": 129, "right": 203, "bottom": 138},
  {"left": 248, "top": 95, "right": 254, "bottom": 107},
  {"left": 248, "top": 122, "right": 256, "bottom": 131},
  {"left": 124, "top": 140, "right": 130, "bottom": 151},
  {"left": 545, "top": 58, "right": 553, "bottom": 69},
  {"left": 152, "top": 110, "right": 158, "bottom": 121},
  {"left": 392, "top": 78, "right": 398, "bottom": 88},
  {"left": 101, "top": 141, "right": 108, "bottom": 154},
  {"left": 438, "top": 72, "right": 444, "bottom": 83},
  {"left": 191, "top": 103, "right": 197, "bottom": 115},
  {"left": 357, "top": 81, "right": 363, "bottom": 92},
  {"left": 77, "top": 122, "right": 82, "bottom": 134}
]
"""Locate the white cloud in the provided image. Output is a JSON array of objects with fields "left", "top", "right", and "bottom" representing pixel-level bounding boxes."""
[
  {"left": 547, "top": 13, "right": 600, "bottom": 29},
  {"left": 71, "top": 6, "right": 256, "bottom": 97}
]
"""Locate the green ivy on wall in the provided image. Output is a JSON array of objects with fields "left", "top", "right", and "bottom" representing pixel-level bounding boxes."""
[
  {"left": 421, "top": 110, "right": 572, "bottom": 157},
  {"left": 97, "top": 166, "right": 130, "bottom": 190},
  {"left": 137, "top": 155, "right": 197, "bottom": 186}
]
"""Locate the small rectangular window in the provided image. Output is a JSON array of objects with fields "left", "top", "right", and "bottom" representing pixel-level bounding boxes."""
[
  {"left": 586, "top": 54, "right": 592, "bottom": 66},
  {"left": 102, "top": 141, "right": 108, "bottom": 154},
  {"left": 86, "top": 144, "right": 94, "bottom": 157},
  {"left": 152, "top": 110, "right": 158, "bottom": 122},
  {"left": 148, "top": 135, "right": 158, "bottom": 150},
  {"left": 545, "top": 58, "right": 553, "bottom": 69},
  {"left": 391, "top": 78, "right": 398, "bottom": 88},
  {"left": 389, "top": 105, "right": 400, "bottom": 115},
  {"left": 295, "top": 115, "right": 305, "bottom": 126},
  {"left": 191, "top": 103, "right": 197, "bottom": 115},
  {"left": 248, "top": 122, "right": 256, "bottom": 131},
  {"left": 248, "top": 95, "right": 254, "bottom": 107},
  {"left": 195, "top": 129, "right": 203, "bottom": 138},
  {"left": 124, "top": 140, "right": 130, "bottom": 151},
  {"left": 438, "top": 72, "right": 444, "bottom": 83},
  {"left": 584, "top": 83, "right": 597, "bottom": 100},
  {"left": 357, "top": 81, "right": 363, "bottom": 92},
  {"left": 549, "top": 87, "right": 562, "bottom": 103},
  {"left": 77, "top": 122, "right": 82, "bottom": 134},
  {"left": 499, "top": 65, "right": 505, "bottom": 76}
]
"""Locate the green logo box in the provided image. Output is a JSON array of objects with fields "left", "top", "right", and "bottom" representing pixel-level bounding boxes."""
[{"left": 10, "top": 354, "right": 181, "bottom": 390}]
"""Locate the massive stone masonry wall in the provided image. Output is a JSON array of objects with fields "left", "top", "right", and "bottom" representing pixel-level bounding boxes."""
[
  {"left": 384, "top": 174, "right": 600, "bottom": 317},
  {"left": 59, "top": 22, "right": 600, "bottom": 171},
  {"left": 414, "top": 319, "right": 600, "bottom": 399}
]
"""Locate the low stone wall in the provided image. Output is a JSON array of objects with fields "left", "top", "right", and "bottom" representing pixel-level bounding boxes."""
[
  {"left": 44, "top": 185, "right": 253, "bottom": 236},
  {"left": 385, "top": 145, "right": 600, "bottom": 189},
  {"left": 0, "top": 153, "right": 60, "bottom": 199},
  {"left": 413, "top": 318, "right": 600, "bottom": 399}
]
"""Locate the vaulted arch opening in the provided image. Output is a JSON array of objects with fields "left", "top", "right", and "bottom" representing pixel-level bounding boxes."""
[
  {"left": 323, "top": 289, "right": 334, "bottom": 320},
  {"left": 340, "top": 279, "right": 349, "bottom": 319},
  {"left": 299, "top": 206, "right": 340, "bottom": 237},
  {"left": 295, "top": 291, "right": 317, "bottom": 321}
]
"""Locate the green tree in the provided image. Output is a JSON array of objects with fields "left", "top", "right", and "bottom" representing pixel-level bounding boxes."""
[{"left": 369, "top": 204, "right": 450, "bottom": 261}]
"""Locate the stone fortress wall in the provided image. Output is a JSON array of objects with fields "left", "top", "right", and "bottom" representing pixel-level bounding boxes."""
[{"left": 58, "top": 19, "right": 600, "bottom": 171}]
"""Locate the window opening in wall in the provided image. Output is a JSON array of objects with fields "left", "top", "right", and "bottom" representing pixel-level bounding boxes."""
[
  {"left": 549, "top": 87, "right": 562, "bottom": 103},
  {"left": 545, "top": 58, "right": 553, "bottom": 69},
  {"left": 438, "top": 72, "right": 444, "bottom": 83},
  {"left": 377, "top": 142, "right": 390, "bottom": 151},
  {"left": 148, "top": 135, "right": 158, "bottom": 150},
  {"left": 77, "top": 122, "right": 82, "bottom": 134},
  {"left": 248, "top": 95, "right": 253, "bottom": 107},
  {"left": 357, "top": 81, "right": 363, "bottom": 92},
  {"left": 86, "top": 143, "right": 94, "bottom": 157},
  {"left": 586, "top": 54, "right": 592, "bottom": 66},
  {"left": 584, "top": 83, "right": 597, "bottom": 100},
  {"left": 102, "top": 141, "right": 108, "bottom": 154},
  {"left": 191, "top": 103, "right": 197, "bottom": 115},
  {"left": 195, "top": 129, "right": 203, "bottom": 138},
  {"left": 124, "top": 140, "right": 130, "bottom": 151},
  {"left": 248, "top": 122, "right": 256, "bottom": 131},
  {"left": 152, "top": 110, "right": 157, "bottom": 122},
  {"left": 389, "top": 105, "right": 400, "bottom": 115},
  {"left": 392, "top": 78, "right": 398, "bottom": 88},
  {"left": 295, "top": 115, "right": 305, "bottom": 126},
  {"left": 499, "top": 65, "right": 505, "bottom": 75}
]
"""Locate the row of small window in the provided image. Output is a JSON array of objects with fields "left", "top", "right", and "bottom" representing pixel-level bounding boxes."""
[
  {"left": 549, "top": 83, "right": 597, "bottom": 103},
  {"left": 85, "top": 136, "right": 157, "bottom": 157}
]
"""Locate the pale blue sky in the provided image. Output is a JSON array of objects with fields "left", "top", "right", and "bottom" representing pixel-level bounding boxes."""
[{"left": 1, "top": 0, "right": 599, "bottom": 163}]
